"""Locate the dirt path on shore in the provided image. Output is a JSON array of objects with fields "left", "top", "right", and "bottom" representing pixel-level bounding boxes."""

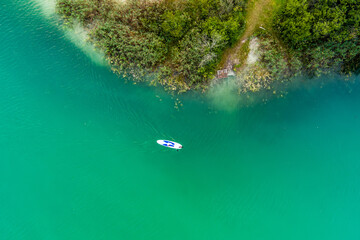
[{"left": 219, "top": 0, "right": 274, "bottom": 69}]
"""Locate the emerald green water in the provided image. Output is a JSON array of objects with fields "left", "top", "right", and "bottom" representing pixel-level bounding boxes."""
[{"left": 1, "top": 1, "right": 360, "bottom": 239}]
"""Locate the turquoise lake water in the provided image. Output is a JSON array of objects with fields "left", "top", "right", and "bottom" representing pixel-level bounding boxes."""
[{"left": 1, "top": 1, "right": 360, "bottom": 239}]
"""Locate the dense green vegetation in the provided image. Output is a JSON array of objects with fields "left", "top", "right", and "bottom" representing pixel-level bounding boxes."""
[
  {"left": 56, "top": 0, "right": 247, "bottom": 91},
  {"left": 56, "top": 0, "right": 360, "bottom": 94},
  {"left": 274, "top": 0, "right": 360, "bottom": 76}
]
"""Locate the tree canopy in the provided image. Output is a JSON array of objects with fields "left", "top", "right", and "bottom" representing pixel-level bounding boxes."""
[
  {"left": 276, "top": 0, "right": 359, "bottom": 48},
  {"left": 275, "top": 0, "right": 360, "bottom": 74}
]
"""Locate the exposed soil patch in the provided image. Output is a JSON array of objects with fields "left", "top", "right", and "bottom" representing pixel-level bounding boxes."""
[{"left": 219, "top": 0, "right": 274, "bottom": 70}]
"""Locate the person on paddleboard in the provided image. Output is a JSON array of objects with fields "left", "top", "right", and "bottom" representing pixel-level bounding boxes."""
[{"left": 157, "top": 140, "right": 182, "bottom": 150}]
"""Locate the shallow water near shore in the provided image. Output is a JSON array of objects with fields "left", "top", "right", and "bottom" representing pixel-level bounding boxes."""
[{"left": 1, "top": 1, "right": 360, "bottom": 239}]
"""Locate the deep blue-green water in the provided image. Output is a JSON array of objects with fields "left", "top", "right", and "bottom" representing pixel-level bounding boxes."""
[{"left": 1, "top": 1, "right": 360, "bottom": 239}]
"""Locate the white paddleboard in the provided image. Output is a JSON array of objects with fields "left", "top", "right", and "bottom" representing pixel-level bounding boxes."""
[{"left": 157, "top": 140, "right": 182, "bottom": 150}]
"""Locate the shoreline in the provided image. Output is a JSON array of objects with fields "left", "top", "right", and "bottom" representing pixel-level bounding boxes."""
[{"left": 53, "top": 0, "right": 359, "bottom": 95}]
